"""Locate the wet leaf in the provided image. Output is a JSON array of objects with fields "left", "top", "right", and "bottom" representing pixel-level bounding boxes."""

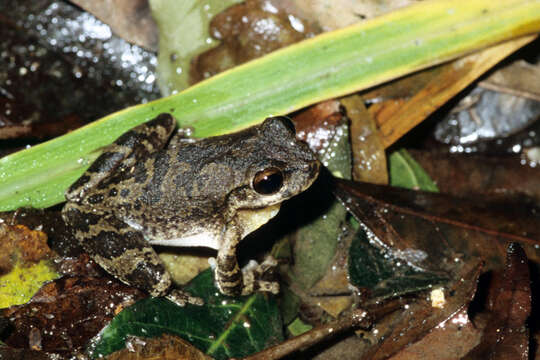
[
  {"left": 434, "top": 86, "right": 540, "bottom": 146},
  {"left": 388, "top": 149, "right": 438, "bottom": 192},
  {"left": 0, "top": 224, "right": 59, "bottom": 308},
  {"left": 0, "top": 208, "right": 83, "bottom": 258},
  {"left": 370, "top": 35, "right": 537, "bottom": 147},
  {"left": 348, "top": 229, "right": 448, "bottom": 300},
  {"left": 190, "top": 0, "right": 316, "bottom": 85},
  {"left": 287, "top": 107, "right": 351, "bottom": 291},
  {"left": 287, "top": 318, "right": 313, "bottom": 337},
  {"left": 463, "top": 243, "right": 531, "bottom": 359},
  {"left": 3, "top": 276, "right": 145, "bottom": 354},
  {"left": 151, "top": 0, "right": 240, "bottom": 93},
  {"left": 333, "top": 179, "right": 540, "bottom": 273},
  {"left": 106, "top": 334, "right": 212, "bottom": 360},
  {"left": 389, "top": 309, "right": 482, "bottom": 359},
  {"left": 0, "top": 344, "right": 58, "bottom": 360},
  {"left": 90, "top": 269, "right": 283, "bottom": 359},
  {"left": 0, "top": 1, "right": 158, "bottom": 144},
  {"left": 361, "top": 261, "right": 483, "bottom": 359},
  {"left": 341, "top": 95, "right": 388, "bottom": 184},
  {"left": 0, "top": 261, "right": 59, "bottom": 309},
  {"left": 409, "top": 150, "right": 540, "bottom": 203},
  {"left": 71, "top": 0, "right": 158, "bottom": 51}
]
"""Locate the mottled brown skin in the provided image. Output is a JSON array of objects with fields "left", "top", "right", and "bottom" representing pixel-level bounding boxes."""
[{"left": 62, "top": 114, "right": 319, "bottom": 302}]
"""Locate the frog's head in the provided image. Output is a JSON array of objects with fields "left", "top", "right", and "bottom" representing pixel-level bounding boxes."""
[{"left": 229, "top": 116, "right": 320, "bottom": 212}]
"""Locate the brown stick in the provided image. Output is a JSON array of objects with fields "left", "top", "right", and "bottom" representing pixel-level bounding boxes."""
[{"left": 241, "top": 309, "right": 370, "bottom": 360}]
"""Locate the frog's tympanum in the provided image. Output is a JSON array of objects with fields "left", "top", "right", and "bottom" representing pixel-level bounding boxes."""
[{"left": 62, "top": 114, "right": 319, "bottom": 304}]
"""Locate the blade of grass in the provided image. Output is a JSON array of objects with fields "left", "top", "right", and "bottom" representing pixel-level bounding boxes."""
[{"left": 1, "top": 0, "right": 539, "bottom": 211}]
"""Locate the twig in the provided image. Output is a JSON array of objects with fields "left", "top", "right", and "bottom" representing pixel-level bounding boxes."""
[{"left": 241, "top": 309, "right": 370, "bottom": 360}]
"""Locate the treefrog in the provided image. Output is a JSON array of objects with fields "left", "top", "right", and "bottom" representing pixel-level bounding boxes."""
[{"left": 62, "top": 114, "right": 319, "bottom": 303}]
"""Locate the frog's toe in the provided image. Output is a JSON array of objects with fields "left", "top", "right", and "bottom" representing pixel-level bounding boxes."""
[
  {"left": 242, "top": 256, "right": 278, "bottom": 280},
  {"left": 239, "top": 258, "right": 279, "bottom": 296},
  {"left": 259, "top": 255, "right": 278, "bottom": 272},
  {"left": 255, "top": 280, "right": 279, "bottom": 294},
  {"left": 166, "top": 289, "right": 204, "bottom": 306}
]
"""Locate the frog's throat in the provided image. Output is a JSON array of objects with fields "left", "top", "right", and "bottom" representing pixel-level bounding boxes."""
[
  {"left": 146, "top": 203, "right": 282, "bottom": 250},
  {"left": 236, "top": 203, "right": 281, "bottom": 239}
]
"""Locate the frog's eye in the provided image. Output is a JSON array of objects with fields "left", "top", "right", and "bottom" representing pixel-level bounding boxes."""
[
  {"left": 275, "top": 116, "right": 296, "bottom": 135},
  {"left": 253, "top": 167, "right": 284, "bottom": 195}
]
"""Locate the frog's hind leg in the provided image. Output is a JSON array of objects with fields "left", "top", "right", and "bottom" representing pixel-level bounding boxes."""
[
  {"left": 66, "top": 113, "right": 176, "bottom": 201},
  {"left": 63, "top": 204, "right": 172, "bottom": 297}
]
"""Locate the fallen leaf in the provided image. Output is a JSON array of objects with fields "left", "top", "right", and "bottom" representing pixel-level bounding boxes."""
[
  {"left": 368, "top": 35, "right": 537, "bottom": 147},
  {"left": 463, "top": 243, "right": 531, "bottom": 359},
  {"left": 388, "top": 149, "right": 438, "bottom": 192},
  {"left": 409, "top": 150, "right": 540, "bottom": 203},
  {"left": 341, "top": 95, "right": 388, "bottom": 185},
  {"left": 0, "top": 224, "right": 51, "bottom": 272},
  {"left": 0, "top": 0, "right": 159, "bottom": 145},
  {"left": 4, "top": 276, "right": 145, "bottom": 354},
  {"left": 190, "top": 0, "right": 316, "bottom": 84},
  {"left": 348, "top": 229, "right": 448, "bottom": 300},
  {"left": 151, "top": 0, "right": 240, "bottom": 93},
  {"left": 333, "top": 179, "right": 540, "bottom": 273},
  {"left": 90, "top": 269, "right": 283, "bottom": 360},
  {"left": 479, "top": 59, "right": 540, "bottom": 102},
  {"left": 0, "top": 344, "right": 59, "bottom": 360},
  {"left": 389, "top": 309, "right": 482, "bottom": 360},
  {"left": 106, "top": 334, "right": 212, "bottom": 360},
  {"left": 433, "top": 86, "right": 540, "bottom": 146},
  {"left": 70, "top": 0, "right": 158, "bottom": 51},
  {"left": 310, "top": 261, "right": 482, "bottom": 360},
  {"left": 0, "top": 224, "right": 59, "bottom": 308},
  {"left": 360, "top": 261, "right": 483, "bottom": 360}
]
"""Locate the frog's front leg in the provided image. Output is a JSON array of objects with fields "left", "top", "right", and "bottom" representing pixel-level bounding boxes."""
[{"left": 215, "top": 225, "right": 279, "bottom": 296}]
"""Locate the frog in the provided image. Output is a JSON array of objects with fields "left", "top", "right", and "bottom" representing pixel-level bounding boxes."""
[{"left": 62, "top": 114, "right": 320, "bottom": 304}]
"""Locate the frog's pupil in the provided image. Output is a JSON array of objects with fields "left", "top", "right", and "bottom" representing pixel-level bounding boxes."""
[{"left": 253, "top": 168, "right": 284, "bottom": 195}]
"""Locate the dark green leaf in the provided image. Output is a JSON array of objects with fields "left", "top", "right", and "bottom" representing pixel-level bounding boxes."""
[
  {"left": 89, "top": 269, "right": 283, "bottom": 359},
  {"left": 348, "top": 229, "right": 448, "bottom": 299}
]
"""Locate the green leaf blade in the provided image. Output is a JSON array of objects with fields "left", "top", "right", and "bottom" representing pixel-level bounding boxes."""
[{"left": 1, "top": 0, "right": 539, "bottom": 210}]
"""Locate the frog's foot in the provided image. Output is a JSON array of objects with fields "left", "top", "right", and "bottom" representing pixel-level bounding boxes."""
[
  {"left": 166, "top": 289, "right": 204, "bottom": 307},
  {"left": 240, "top": 257, "right": 279, "bottom": 296}
]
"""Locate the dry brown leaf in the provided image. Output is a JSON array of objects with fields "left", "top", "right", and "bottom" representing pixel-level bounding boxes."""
[
  {"left": 341, "top": 95, "right": 388, "bottom": 185},
  {"left": 106, "top": 334, "right": 211, "bottom": 360},
  {"left": 70, "top": 0, "right": 158, "bottom": 50},
  {"left": 371, "top": 35, "right": 537, "bottom": 148}
]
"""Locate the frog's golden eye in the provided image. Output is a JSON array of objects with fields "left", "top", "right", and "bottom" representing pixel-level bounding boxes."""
[{"left": 253, "top": 167, "right": 284, "bottom": 195}]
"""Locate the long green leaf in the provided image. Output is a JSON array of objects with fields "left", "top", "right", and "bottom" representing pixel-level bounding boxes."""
[{"left": 1, "top": 0, "right": 539, "bottom": 210}]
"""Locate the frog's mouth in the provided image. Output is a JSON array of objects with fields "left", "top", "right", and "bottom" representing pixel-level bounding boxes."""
[{"left": 237, "top": 203, "right": 282, "bottom": 239}]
